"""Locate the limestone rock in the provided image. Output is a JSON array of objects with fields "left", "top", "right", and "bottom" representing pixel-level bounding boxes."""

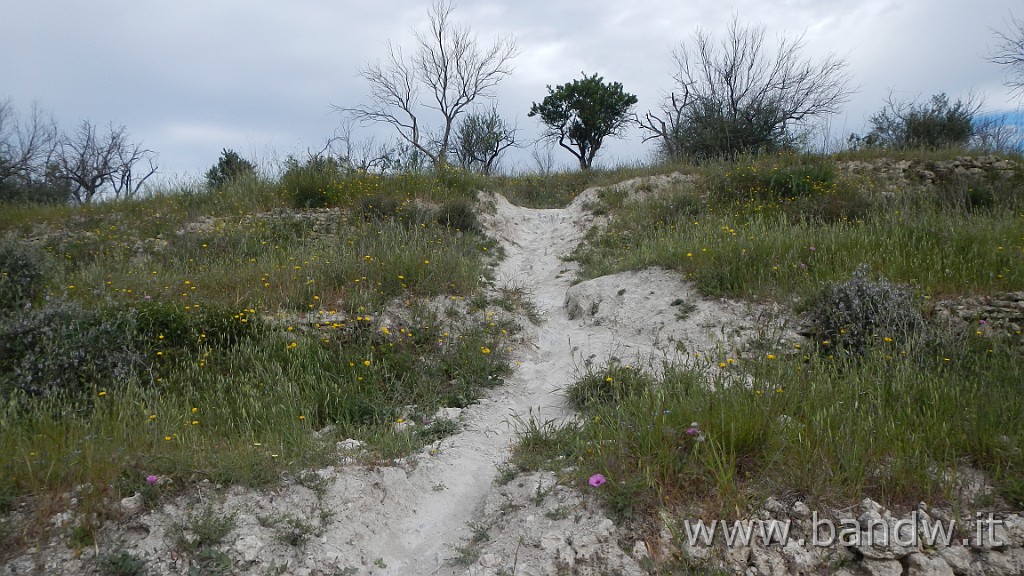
[{"left": 905, "top": 552, "right": 955, "bottom": 576}]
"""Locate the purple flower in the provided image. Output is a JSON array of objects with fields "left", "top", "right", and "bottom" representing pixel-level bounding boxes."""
[
  {"left": 146, "top": 475, "right": 159, "bottom": 485},
  {"left": 588, "top": 474, "right": 606, "bottom": 487},
  {"left": 686, "top": 427, "right": 700, "bottom": 436}
]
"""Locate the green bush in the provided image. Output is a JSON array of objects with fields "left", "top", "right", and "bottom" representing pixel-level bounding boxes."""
[
  {"left": 804, "top": 264, "right": 925, "bottom": 355},
  {"left": 205, "top": 149, "right": 257, "bottom": 191},
  {"left": 0, "top": 238, "right": 49, "bottom": 312},
  {"left": 704, "top": 156, "right": 871, "bottom": 222},
  {"left": 0, "top": 301, "right": 146, "bottom": 404},
  {"left": 714, "top": 159, "right": 837, "bottom": 202},
  {"left": 0, "top": 300, "right": 263, "bottom": 409},
  {"left": 281, "top": 155, "right": 345, "bottom": 209},
  {"left": 859, "top": 93, "right": 977, "bottom": 150},
  {"left": 436, "top": 198, "right": 479, "bottom": 233},
  {"left": 355, "top": 193, "right": 402, "bottom": 222}
]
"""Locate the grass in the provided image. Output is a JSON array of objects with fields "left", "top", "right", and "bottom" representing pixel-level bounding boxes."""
[
  {"left": 0, "top": 169, "right": 516, "bottom": 563},
  {"left": 513, "top": 332, "right": 1024, "bottom": 522},
  {"left": 571, "top": 153, "right": 1024, "bottom": 301}
]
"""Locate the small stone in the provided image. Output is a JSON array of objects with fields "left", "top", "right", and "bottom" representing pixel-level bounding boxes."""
[
  {"left": 337, "top": 438, "right": 364, "bottom": 451},
  {"left": 905, "top": 552, "right": 954, "bottom": 576},
  {"left": 791, "top": 501, "right": 811, "bottom": 519},
  {"left": 749, "top": 544, "right": 785, "bottom": 575},
  {"left": 781, "top": 540, "right": 820, "bottom": 573},
  {"left": 540, "top": 531, "right": 563, "bottom": 551},
  {"left": 479, "top": 553, "right": 502, "bottom": 568},
  {"left": 861, "top": 558, "right": 903, "bottom": 576},
  {"left": 234, "top": 533, "right": 262, "bottom": 563},
  {"left": 977, "top": 549, "right": 1020, "bottom": 575},
  {"left": 120, "top": 492, "right": 145, "bottom": 515},
  {"left": 937, "top": 546, "right": 972, "bottom": 573},
  {"left": 631, "top": 540, "right": 649, "bottom": 560}
]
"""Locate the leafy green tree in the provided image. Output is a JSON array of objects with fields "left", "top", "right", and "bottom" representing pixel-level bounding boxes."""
[
  {"left": 205, "top": 148, "right": 257, "bottom": 190},
  {"left": 451, "top": 107, "right": 518, "bottom": 174},
  {"left": 528, "top": 73, "right": 637, "bottom": 170}
]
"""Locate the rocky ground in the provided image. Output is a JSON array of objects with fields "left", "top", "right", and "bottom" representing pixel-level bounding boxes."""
[{"left": 3, "top": 175, "right": 1022, "bottom": 575}]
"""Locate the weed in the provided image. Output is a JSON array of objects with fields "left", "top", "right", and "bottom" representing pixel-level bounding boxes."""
[
  {"left": 97, "top": 550, "right": 149, "bottom": 576},
  {"left": 273, "top": 515, "right": 319, "bottom": 547},
  {"left": 671, "top": 298, "right": 698, "bottom": 321},
  {"left": 187, "top": 547, "right": 232, "bottom": 576},
  {"left": 177, "top": 505, "right": 236, "bottom": 553}
]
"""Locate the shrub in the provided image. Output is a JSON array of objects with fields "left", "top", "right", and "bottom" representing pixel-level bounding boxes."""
[
  {"left": 0, "top": 301, "right": 146, "bottom": 404},
  {"left": 354, "top": 193, "right": 402, "bottom": 222},
  {"left": 804, "top": 265, "right": 925, "bottom": 355},
  {"left": 705, "top": 157, "right": 871, "bottom": 222},
  {"left": 859, "top": 93, "right": 979, "bottom": 150},
  {"left": 205, "top": 149, "right": 257, "bottom": 191},
  {"left": 715, "top": 160, "right": 836, "bottom": 202},
  {"left": 0, "top": 300, "right": 263, "bottom": 409},
  {"left": 436, "top": 198, "right": 480, "bottom": 233},
  {"left": 0, "top": 238, "right": 49, "bottom": 313},
  {"left": 281, "top": 155, "right": 345, "bottom": 209}
]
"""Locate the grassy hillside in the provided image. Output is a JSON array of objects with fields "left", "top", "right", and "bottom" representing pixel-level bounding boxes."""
[
  {"left": 513, "top": 151, "right": 1024, "bottom": 528},
  {"left": 0, "top": 169, "right": 521, "bottom": 553},
  {"left": 1, "top": 150, "right": 1022, "bottom": 566}
]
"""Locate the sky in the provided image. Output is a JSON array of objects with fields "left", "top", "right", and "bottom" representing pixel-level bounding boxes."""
[{"left": 1, "top": 0, "right": 1021, "bottom": 182}]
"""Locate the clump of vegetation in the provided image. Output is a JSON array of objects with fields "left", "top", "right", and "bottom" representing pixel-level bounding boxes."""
[
  {"left": 0, "top": 300, "right": 147, "bottom": 405},
  {"left": 205, "top": 149, "right": 258, "bottom": 191},
  {"left": 0, "top": 238, "right": 49, "bottom": 312},
  {"left": 282, "top": 155, "right": 346, "bottom": 208},
  {"left": 855, "top": 93, "right": 979, "bottom": 150},
  {"left": 804, "top": 264, "right": 925, "bottom": 356},
  {"left": 0, "top": 300, "right": 264, "bottom": 410},
  {"left": 436, "top": 198, "right": 480, "bottom": 233},
  {"left": 355, "top": 193, "right": 402, "bottom": 221},
  {"left": 97, "top": 550, "right": 149, "bottom": 576},
  {"left": 566, "top": 362, "right": 654, "bottom": 411},
  {"left": 702, "top": 155, "right": 871, "bottom": 222}
]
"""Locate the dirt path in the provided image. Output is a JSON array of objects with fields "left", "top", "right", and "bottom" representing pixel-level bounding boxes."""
[
  {"left": 346, "top": 187, "right": 768, "bottom": 575},
  {"left": 354, "top": 192, "right": 605, "bottom": 573}
]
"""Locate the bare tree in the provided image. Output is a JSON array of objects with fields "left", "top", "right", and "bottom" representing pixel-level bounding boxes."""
[
  {"left": 332, "top": 120, "right": 407, "bottom": 174},
  {"left": 991, "top": 13, "right": 1024, "bottom": 98},
  {"left": 451, "top": 106, "right": 518, "bottom": 174},
  {"left": 55, "top": 121, "right": 158, "bottom": 204},
  {"left": 0, "top": 99, "right": 58, "bottom": 185},
  {"left": 337, "top": 0, "right": 517, "bottom": 169},
  {"left": 638, "top": 17, "right": 853, "bottom": 160}
]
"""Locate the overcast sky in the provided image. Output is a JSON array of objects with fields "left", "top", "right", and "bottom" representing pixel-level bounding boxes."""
[{"left": 1, "top": 0, "right": 1020, "bottom": 181}]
